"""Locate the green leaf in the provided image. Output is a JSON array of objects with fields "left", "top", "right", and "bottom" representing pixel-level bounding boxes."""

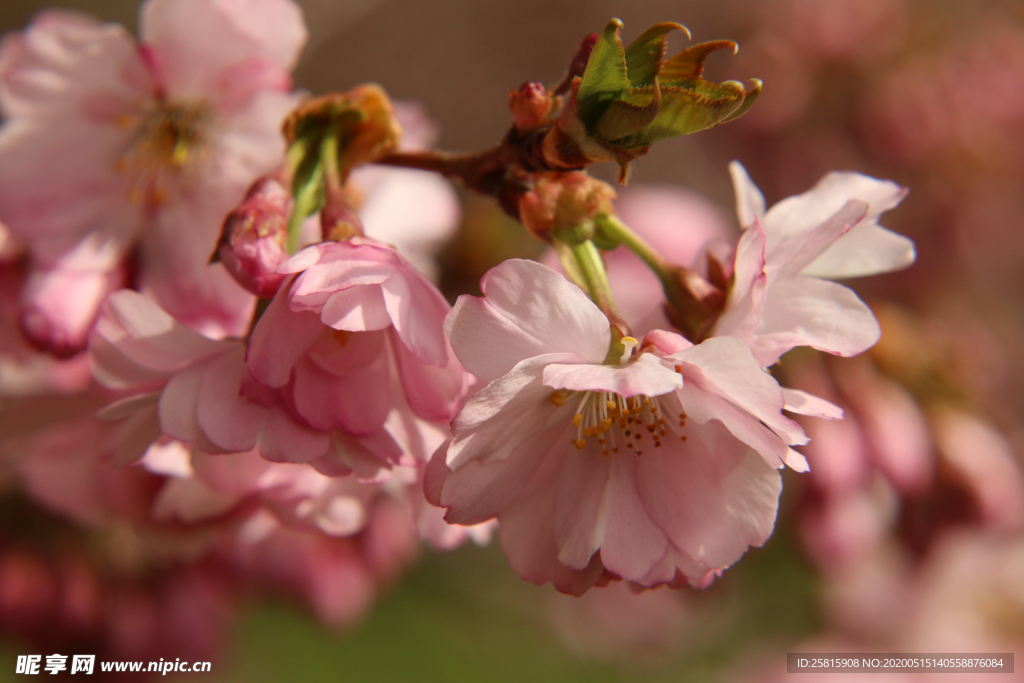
[
  {"left": 576, "top": 19, "right": 629, "bottom": 126},
  {"left": 720, "top": 78, "right": 762, "bottom": 123},
  {"left": 592, "top": 85, "right": 660, "bottom": 140},
  {"left": 660, "top": 40, "right": 738, "bottom": 83},
  {"left": 611, "top": 80, "right": 747, "bottom": 147},
  {"left": 623, "top": 22, "right": 689, "bottom": 87}
]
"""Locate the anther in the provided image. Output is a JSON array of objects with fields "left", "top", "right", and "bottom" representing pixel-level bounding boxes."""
[
  {"left": 619, "top": 336, "right": 639, "bottom": 365},
  {"left": 572, "top": 413, "right": 583, "bottom": 427},
  {"left": 573, "top": 439, "right": 586, "bottom": 450}
]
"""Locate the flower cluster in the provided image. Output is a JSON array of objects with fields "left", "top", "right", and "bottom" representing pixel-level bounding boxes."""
[{"left": 0, "top": 0, "right": 929, "bottom": 664}]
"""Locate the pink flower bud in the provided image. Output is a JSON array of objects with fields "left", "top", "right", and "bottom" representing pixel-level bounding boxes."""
[
  {"left": 217, "top": 176, "right": 292, "bottom": 299},
  {"left": 509, "top": 81, "right": 554, "bottom": 131}
]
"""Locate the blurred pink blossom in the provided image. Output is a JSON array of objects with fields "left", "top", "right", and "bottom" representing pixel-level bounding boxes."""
[{"left": 0, "top": 0, "right": 308, "bottom": 352}]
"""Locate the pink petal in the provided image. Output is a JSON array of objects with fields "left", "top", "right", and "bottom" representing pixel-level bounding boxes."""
[
  {"left": 291, "top": 352, "right": 390, "bottom": 435},
  {"left": 712, "top": 219, "right": 767, "bottom": 343},
  {"left": 311, "top": 432, "right": 396, "bottom": 482},
  {"left": 306, "top": 328, "right": 386, "bottom": 375},
  {"left": 768, "top": 200, "right": 868, "bottom": 277},
  {"left": 553, "top": 445, "right": 611, "bottom": 570},
  {"left": 782, "top": 388, "right": 844, "bottom": 419},
  {"left": 96, "top": 392, "right": 161, "bottom": 421},
  {"left": 137, "top": 196, "right": 257, "bottom": 340},
  {"left": 599, "top": 454, "right": 669, "bottom": 581},
  {"left": 256, "top": 404, "right": 332, "bottom": 463},
  {"left": 497, "top": 478, "right": 605, "bottom": 596},
  {"left": 158, "top": 359, "right": 209, "bottom": 442},
  {"left": 195, "top": 348, "right": 264, "bottom": 452},
  {"left": 320, "top": 285, "right": 392, "bottom": 331},
  {"left": 675, "top": 336, "right": 807, "bottom": 445},
  {"left": 381, "top": 265, "right": 451, "bottom": 366},
  {"left": 754, "top": 276, "right": 881, "bottom": 366},
  {"left": 19, "top": 243, "right": 125, "bottom": 356},
  {"left": 637, "top": 421, "right": 782, "bottom": 570},
  {"left": 728, "top": 161, "right": 766, "bottom": 230},
  {"left": 676, "top": 383, "right": 789, "bottom": 468},
  {"left": 390, "top": 329, "right": 467, "bottom": 423},
  {"left": 140, "top": 0, "right": 306, "bottom": 102},
  {"left": 442, "top": 417, "right": 571, "bottom": 526},
  {"left": 423, "top": 441, "right": 450, "bottom": 507},
  {"left": 543, "top": 353, "right": 681, "bottom": 398},
  {"left": 804, "top": 223, "right": 916, "bottom": 279},
  {"left": 445, "top": 259, "right": 611, "bottom": 382},
  {"left": 642, "top": 329, "right": 693, "bottom": 356},
  {"left": 446, "top": 353, "right": 578, "bottom": 470},
  {"left": 289, "top": 243, "right": 398, "bottom": 298},
  {"left": 98, "top": 289, "right": 233, "bottom": 373},
  {"left": 0, "top": 11, "right": 149, "bottom": 253},
  {"left": 763, "top": 171, "right": 906, "bottom": 246},
  {"left": 246, "top": 280, "right": 324, "bottom": 387}
]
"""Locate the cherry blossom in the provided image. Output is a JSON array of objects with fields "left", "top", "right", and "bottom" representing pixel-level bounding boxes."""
[
  {"left": 0, "top": 0, "right": 308, "bottom": 352},
  {"left": 433, "top": 259, "right": 808, "bottom": 594},
  {"left": 713, "top": 163, "right": 914, "bottom": 366},
  {"left": 252, "top": 237, "right": 470, "bottom": 429}
]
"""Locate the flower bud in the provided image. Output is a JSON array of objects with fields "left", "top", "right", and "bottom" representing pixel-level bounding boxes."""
[
  {"left": 518, "top": 172, "right": 617, "bottom": 242},
  {"left": 217, "top": 176, "right": 292, "bottom": 299},
  {"left": 509, "top": 82, "right": 555, "bottom": 132}
]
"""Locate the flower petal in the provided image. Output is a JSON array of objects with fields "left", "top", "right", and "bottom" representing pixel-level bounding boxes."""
[
  {"left": 542, "top": 353, "right": 681, "bottom": 398},
  {"left": 782, "top": 388, "right": 843, "bottom": 419},
  {"left": 637, "top": 422, "right": 782, "bottom": 570},
  {"left": 246, "top": 280, "right": 324, "bottom": 387},
  {"left": 447, "top": 353, "right": 579, "bottom": 470},
  {"left": 728, "top": 161, "right": 766, "bottom": 230},
  {"left": 390, "top": 328, "right": 467, "bottom": 423},
  {"left": 675, "top": 336, "right": 806, "bottom": 446},
  {"left": 196, "top": 348, "right": 264, "bottom": 452},
  {"left": 599, "top": 454, "right": 669, "bottom": 581},
  {"left": 140, "top": 0, "right": 306, "bottom": 102},
  {"left": 753, "top": 276, "right": 881, "bottom": 366},
  {"left": 763, "top": 170, "right": 907, "bottom": 245},
  {"left": 553, "top": 445, "right": 610, "bottom": 570},
  {"left": 803, "top": 223, "right": 916, "bottom": 279},
  {"left": 446, "top": 259, "right": 611, "bottom": 382}
]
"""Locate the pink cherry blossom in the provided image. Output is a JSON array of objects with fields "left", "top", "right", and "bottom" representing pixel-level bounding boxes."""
[
  {"left": 0, "top": 0, "right": 308, "bottom": 352},
  {"left": 91, "top": 234, "right": 469, "bottom": 471},
  {"left": 435, "top": 259, "right": 809, "bottom": 594},
  {"left": 713, "top": 162, "right": 915, "bottom": 366},
  {"left": 249, "top": 237, "right": 470, "bottom": 429},
  {"left": 89, "top": 288, "right": 406, "bottom": 472}
]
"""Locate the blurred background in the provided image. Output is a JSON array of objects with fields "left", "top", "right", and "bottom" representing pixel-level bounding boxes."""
[{"left": 1, "top": 0, "right": 1024, "bottom": 680}]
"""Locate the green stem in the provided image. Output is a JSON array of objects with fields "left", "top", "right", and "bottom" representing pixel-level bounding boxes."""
[
  {"left": 320, "top": 127, "right": 343, "bottom": 196},
  {"left": 568, "top": 239, "right": 617, "bottom": 319},
  {"left": 284, "top": 137, "right": 309, "bottom": 183},
  {"left": 286, "top": 142, "right": 324, "bottom": 255}
]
